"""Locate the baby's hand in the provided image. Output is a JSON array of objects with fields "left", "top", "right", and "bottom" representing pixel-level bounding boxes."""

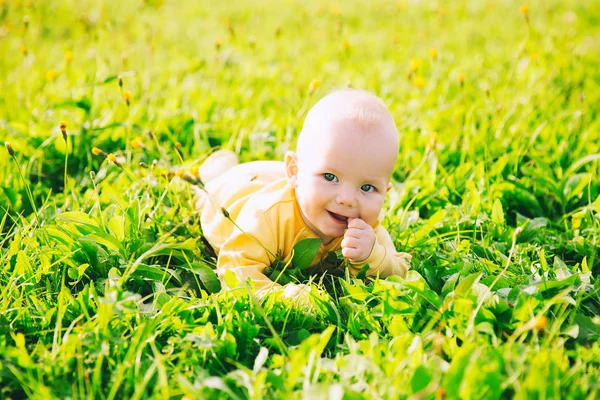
[{"left": 341, "top": 218, "right": 376, "bottom": 263}]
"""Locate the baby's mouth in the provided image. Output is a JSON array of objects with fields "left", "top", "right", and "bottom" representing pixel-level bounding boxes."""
[{"left": 327, "top": 211, "right": 348, "bottom": 224}]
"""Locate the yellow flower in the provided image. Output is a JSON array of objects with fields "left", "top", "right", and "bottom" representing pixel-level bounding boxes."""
[
  {"left": 64, "top": 51, "right": 73, "bottom": 64},
  {"left": 107, "top": 153, "right": 122, "bottom": 167},
  {"left": 531, "top": 315, "right": 547, "bottom": 331},
  {"left": 342, "top": 40, "right": 351, "bottom": 51},
  {"left": 308, "top": 79, "right": 320, "bottom": 92},
  {"left": 92, "top": 147, "right": 107, "bottom": 157},
  {"left": 572, "top": 211, "right": 584, "bottom": 230},
  {"left": 429, "top": 47, "right": 438, "bottom": 59},
  {"left": 123, "top": 90, "right": 132, "bottom": 106},
  {"left": 520, "top": 4, "right": 529, "bottom": 15},
  {"left": 457, "top": 72, "right": 465, "bottom": 85},
  {"left": 435, "top": 387, "right": 447, "bottom": 400},
  {"left": 130, "top": 136, "right": 144, "bottom": 149},
  {"left": 175, "top": 169, "right": 185, "bottom": 179},
  {"left": 413, "top": 76, "right": 425, "bottom": 89},
  {"left": 19, "top": 45, "right": 27, "bottom": 55},
  {"left": 46, "top": 69, "right": 58, "bottom": 82},
  {"left": 410, "top": 58, "right": 420, "bottom": 71},
  {"left": 214, "top": 39, "right": 222, "bottom": 50},
  {"left": 189, "top": 164, "right": 200, "bottom": 177}
]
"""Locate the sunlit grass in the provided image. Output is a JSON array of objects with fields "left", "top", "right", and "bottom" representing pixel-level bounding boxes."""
[{"left": 1, "top": 0, "right": 599, "bottom": 398}]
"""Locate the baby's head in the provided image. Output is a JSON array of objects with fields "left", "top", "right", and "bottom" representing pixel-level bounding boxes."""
[{"left": 286, "top": 89, "right": 399, "bottom": 243}]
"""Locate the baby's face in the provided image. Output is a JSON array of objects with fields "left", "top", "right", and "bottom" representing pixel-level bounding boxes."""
[{"left": 288, "top": 118, "right": 398, "bottom": 244}]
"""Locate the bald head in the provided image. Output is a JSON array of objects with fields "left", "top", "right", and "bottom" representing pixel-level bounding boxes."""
[
  {"left": 284, "top": 89, "right": 400, "bottom": 239},
  {"left": 297, "top": 89, "right": 399, "bottom": 158}
]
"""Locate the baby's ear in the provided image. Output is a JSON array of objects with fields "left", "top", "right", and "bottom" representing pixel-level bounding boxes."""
[{"left": 285, "top": 151, "right": 299, "bottom": 188}]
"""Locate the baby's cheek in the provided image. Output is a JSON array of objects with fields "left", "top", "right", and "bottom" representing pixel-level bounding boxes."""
[
  {"left": 358, "top": 215, "right": 375, "bottom": 229},
  {"left": 363, "top": 202, "right": 384, "bottom": 226}
]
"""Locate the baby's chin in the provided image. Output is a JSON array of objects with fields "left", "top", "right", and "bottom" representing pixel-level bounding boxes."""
[{"left": 313, "top": 226, "right": 345, "bottom": 243}]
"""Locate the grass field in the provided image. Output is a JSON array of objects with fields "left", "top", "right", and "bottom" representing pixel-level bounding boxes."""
[{"left": 1, "top": 0, "right": 600, "bottom": 398}]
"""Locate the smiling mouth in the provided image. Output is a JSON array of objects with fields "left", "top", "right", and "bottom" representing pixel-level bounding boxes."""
[{"left": 327, "top": 211, "right": 349, "bottom": 224}]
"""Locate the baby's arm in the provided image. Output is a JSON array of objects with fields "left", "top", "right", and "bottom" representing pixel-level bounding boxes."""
[
  {"left": 346, "top": 221, "right": 411, "bottom": 278},
  {"left": 216, "top": 206, "right": 318, "bottom": 301},
  {"left": 216, "top": 209, "right": 280, "bottom": 293},
  {"left": 217, "top": 220, "right": 315, "bottom": 301}
]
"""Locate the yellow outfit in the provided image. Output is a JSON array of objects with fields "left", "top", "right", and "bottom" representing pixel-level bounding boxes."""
[{"left": 195, "top": 159, "right": 410, "bottom": 292}]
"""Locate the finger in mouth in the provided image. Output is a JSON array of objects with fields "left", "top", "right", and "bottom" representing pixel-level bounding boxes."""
[{"left": 328, "top": 211, "right": 348, "bottom": 223}]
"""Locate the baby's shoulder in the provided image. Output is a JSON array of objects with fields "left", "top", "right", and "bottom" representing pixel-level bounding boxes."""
[{"left": 243, "top": 180, "right": 296, "bottom": 217}]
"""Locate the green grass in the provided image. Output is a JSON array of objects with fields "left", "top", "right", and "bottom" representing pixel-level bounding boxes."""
[{"left": 1, "top": 0, "right": 600, "bottom": 398}]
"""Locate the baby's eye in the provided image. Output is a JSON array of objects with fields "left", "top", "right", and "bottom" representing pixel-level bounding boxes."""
[
  {"left": 323, "top": 173, "right": 338, "bottom": 182},
  {"left": 361, "top": 184, "right": 376, "bottom": 193}
]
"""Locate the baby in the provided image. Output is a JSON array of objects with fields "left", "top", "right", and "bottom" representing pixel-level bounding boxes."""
[{"left": 194, "top": 89, "right": 411, "bottom": 295}]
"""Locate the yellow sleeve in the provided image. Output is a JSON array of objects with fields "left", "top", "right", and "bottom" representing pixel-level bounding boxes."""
[
  {"left": 216, "top": 206, "right": 280, "bottom": 293},
  {"left": 348, "top": 223, "right": 411, "bottom": 278}
]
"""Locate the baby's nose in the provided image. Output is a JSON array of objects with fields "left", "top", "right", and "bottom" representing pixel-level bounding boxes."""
[{"left": 336, "top": 186, "right": 356, "bottom": 207}]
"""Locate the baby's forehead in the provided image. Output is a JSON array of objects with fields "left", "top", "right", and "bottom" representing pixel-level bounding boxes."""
[
  {"left": 300, "top": 116, "right": 395, "bottom": 147},
  {"left": 300, "top": 126, "right": 397, "bottom": 168}
]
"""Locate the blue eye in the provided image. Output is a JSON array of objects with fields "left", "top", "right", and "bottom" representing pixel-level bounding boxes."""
[
  {"left": 323, "top": 173, "right": 338, "bottom": 182},
  {"left": 361, "top": 184, "right": 376, "bottom": 193}
]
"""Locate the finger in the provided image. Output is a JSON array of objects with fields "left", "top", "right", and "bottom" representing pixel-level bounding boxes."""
[
  {"left": 341, "top": 236, "right": 359, "bottom": 249},
  {"left": 347, "top": 217, "right": 367, "bottom": 229},
  {"left": 344, "top": 227, "right": 361, "bottom": 239},
  {"left": 342, "top": 247, "right": 367, "bottom": 263},
  {"left": 344, "top": 227, "right": 370, "bottom": 241},
  {"left": 342, "top": 246, "right": 359, "bottom": 259}
]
